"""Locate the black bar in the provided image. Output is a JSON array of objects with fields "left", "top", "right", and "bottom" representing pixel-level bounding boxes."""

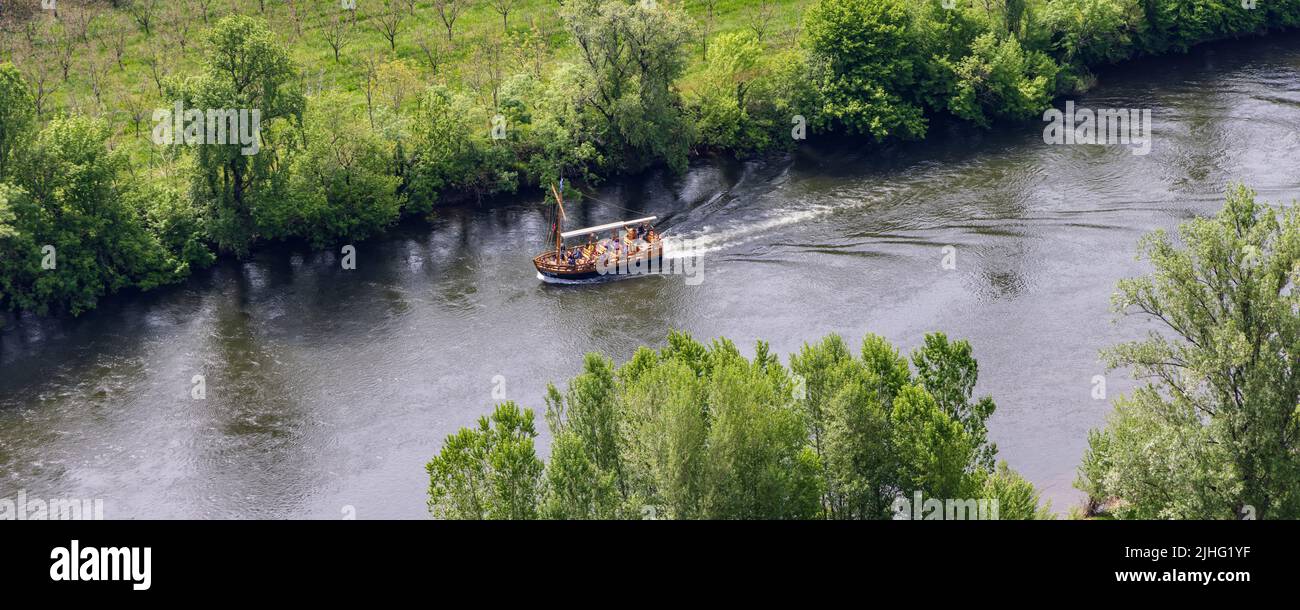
[{"left": 3, "top": 519, "right": 1289, "bottom": 598}]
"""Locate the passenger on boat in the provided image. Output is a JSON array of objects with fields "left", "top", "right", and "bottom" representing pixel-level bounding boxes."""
[
  {"left": 625, "top": 227, "right": 640, "bottom": 254},
  {"left": 608, "top": 231, "right": 623, "bottom": 258}
]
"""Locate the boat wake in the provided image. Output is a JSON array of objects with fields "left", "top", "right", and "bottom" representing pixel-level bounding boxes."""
[{"left": 664, "top": 204, "right": 834, "bottom": 257}]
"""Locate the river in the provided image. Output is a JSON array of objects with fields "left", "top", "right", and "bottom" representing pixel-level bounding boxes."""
[{"left": 3, "top": 34, "right": 1299, "bottom": 518}]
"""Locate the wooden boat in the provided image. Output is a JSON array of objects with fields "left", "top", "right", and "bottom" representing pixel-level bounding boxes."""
[{"left": 533, "top": 183, "right": 664, "bottom": 281}]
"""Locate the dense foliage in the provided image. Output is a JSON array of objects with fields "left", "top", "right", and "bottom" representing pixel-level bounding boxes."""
[
  {"left": 3, "top": 0, "right": 1298, "bottom": 315},
  {"left": 1076, "top": 186, "right": 1300, "bottom": 520},
  {"left": 0, "top": 81, "right": 185, "bottom": 314},
  {"left": 427, "top": 331, "right": 1053, "bottom": 519}
]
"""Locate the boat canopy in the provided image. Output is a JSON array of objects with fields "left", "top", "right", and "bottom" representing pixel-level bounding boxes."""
[{"left": 561, "top": 216, "right": 657, "bottom": 240}]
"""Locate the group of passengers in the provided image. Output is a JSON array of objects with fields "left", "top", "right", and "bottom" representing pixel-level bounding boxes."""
[{"left": 561, "top": 223, "right": 658, "bottom": 266}]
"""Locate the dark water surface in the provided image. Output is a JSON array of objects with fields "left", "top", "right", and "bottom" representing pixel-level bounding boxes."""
[{"left": 4, "top": 35, "right": 1300, "bottom": 518}]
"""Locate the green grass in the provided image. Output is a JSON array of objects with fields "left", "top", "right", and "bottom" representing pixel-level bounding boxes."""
[{"left": 5, "top": 0, "right": 812, "bottom": 148}]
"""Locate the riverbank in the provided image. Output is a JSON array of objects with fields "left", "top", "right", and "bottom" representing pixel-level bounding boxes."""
[{"left": 4, "top": 1, "right": 1299, "bottom": 318}]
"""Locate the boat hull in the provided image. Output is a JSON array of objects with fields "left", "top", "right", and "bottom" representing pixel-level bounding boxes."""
[{"left": 534, "top": 243, "right": 665, "bottom": 281}]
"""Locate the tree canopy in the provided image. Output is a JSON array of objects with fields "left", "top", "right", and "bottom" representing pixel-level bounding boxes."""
[
  {"left": 1077, "top": 185, "right": 1300, "bottom": 519},
  {"left": 427, "top": 331, "right": 1053, "bottom": 520}
]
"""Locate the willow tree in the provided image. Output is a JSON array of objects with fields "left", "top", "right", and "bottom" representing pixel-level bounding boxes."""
[
  {"left": 165, "top": 15, "right": 303, "bottom": 255},
  {"left": 1078, "top": 185, "right": 1300, "bottom": 519},
  {"left": 561, "top": 0, "right": 695, "bottom": 173}
]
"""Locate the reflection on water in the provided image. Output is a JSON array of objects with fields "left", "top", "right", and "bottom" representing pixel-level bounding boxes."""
[{"left": 4, "top": 35, "right": 1300, "bottom": 517}]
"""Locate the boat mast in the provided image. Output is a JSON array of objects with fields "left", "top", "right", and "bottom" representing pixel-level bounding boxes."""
[{"left": 550, "top": 181, "right": 566, "bottom": 258}]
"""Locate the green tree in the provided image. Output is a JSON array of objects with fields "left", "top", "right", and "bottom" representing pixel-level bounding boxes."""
[
  {"left": 858, "top": 333, "right": 913, "bottom": 402},
  {"left": 803, "top": 0, "right": 928, "bottom": 140},
  {"left": 890, "top": 383, "right": 974, "bottom": 499},
  {"left": 561, "top": 0, "right": 695, "bottom": 173},
  {"left": 429, "top": 331, "right": 1048, "bottom": 520},
  {"left": 407, "top": 85, "right": 516, "bottom": 212},
  {"left": 0, "top": 184, "right": 17, "bottom": 241},
  {"left": 129, "top": 166, "right": 215, "bottom": 275},
  {"left": 1004, "top": 0, "right": 1028, "bottom": 37},
  {"left": 1077, "top": 185, "right": 1300, "bottom": 519},
  {"left": 1041, "top": 0, "right": 1141, "bottom": 70},
  {"left": 426, "top": 402, "right": 545, "bottom": 520},
  {"left": 790, "top": 334, "right": 854, "bottom": 465},
  {"left": 1154, "top": 0, "right": 1266, "bottom": 53},
  {"left": 499, "top": 69, "right": 603, "bottom": 189},
  {"left": 0, "top": 183, "right": 34, "bottom": 319},
  {"left": 541, "top": 353, "right": 628, "bottom": 518},
  {"left": 0, "top": 63, "right": 34, "bottom": 181},
  {"left": 798, "top": 332, "right": 1005, "bottom": 518},
  {"left": 941, "top": 32, "right": 1058, "bottom": 127},
  {"left": 541, "top": 431, "right": 623, "bottom": 519},
  {"left": 821, "top": 358, "right": 894, "bottom": 518},
  {"left": 167, "top": 15, "right": 304, "bottom": 254},
  {"left": 690, "top": 30, "right": 778, "bottom": 154},
  {"left": 910, "top": 332, "right": 998, "bottom": 470},
  {"left": 620, "top": 352, "right": 710, "bottom": 518},
  {"left": 2, "top": 116, "right": 177, "bottom": 315},
  {"left": 260, "top": 91, "right": 402, "bottom": 247},
  {"left": 545, "top": 354, "right": 623, "bottom": 485},
  {"left": 701, "top": 348, "right": 822, "bottom": 519},
  {"left": 981, "top": 461, "right": 1054, "bottom": 519}
]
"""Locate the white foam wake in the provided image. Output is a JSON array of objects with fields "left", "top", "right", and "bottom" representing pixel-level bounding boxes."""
[{"left": 663, "top": 203, "right": 834, "bottom": 258}]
